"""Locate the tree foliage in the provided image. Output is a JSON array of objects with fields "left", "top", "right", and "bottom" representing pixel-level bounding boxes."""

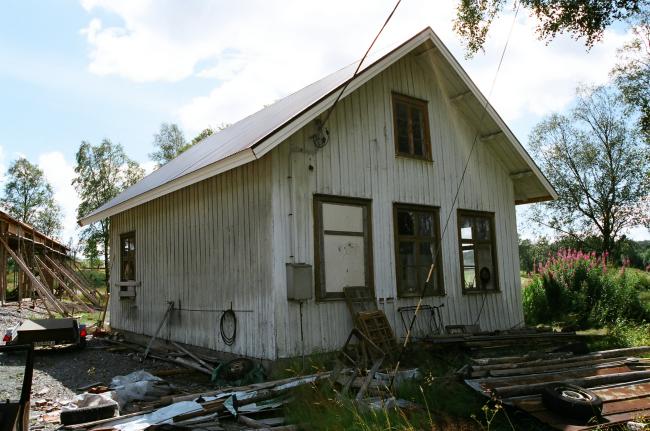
[
  {"left": 454, "top": 0, "right": 648, "bottom": 56},
  {"left": 149, "top": 123, "right": 190, "bottom": 167},
  {"left": 191, "top": 127, "right": 214, "bottom": 146},
  {"left": 611, "top": 11, "right": 650, "bottom": 139},
  {"left": 1, "top": 157, "right": 62, "bottom": 237},
  {"left": 529, "top": 85, "right": 649, "bottom": 253},
  {"left": 73, "top": 139, "right": 144, "bottom": 284}
]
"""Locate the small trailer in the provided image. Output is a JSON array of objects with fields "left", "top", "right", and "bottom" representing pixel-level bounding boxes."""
[{"left": 3, "top": 318, "right": 87, "bottom": 349}]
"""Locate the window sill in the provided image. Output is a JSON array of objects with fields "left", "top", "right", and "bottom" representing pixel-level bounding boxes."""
[
  {"left": 395, "top": 154, "right": 434, "bottom": 163},
  {"left": 462, "top": 289, "right": 500, "bottom": 295},
  {"left": 397, "top": 292, "right": 445, "bottom": 299},
  {"left": 115, "top": 280, "right": 141, "bottom": 287},
  {"left": 315, "top": 295, "right": 345, "bottom": 302}
]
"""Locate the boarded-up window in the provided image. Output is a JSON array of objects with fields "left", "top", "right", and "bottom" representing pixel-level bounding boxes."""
[
  {"left": 392, "top": 93, "right": 431, "bottom": 160},
  {"left": 394, "top": 204, "right": 444, "bottom": 297},
  {"left": 458, "top": 211, "right": 498, "bottom": 292},
  {"left": 120, "top": 231, "right": 136, "bottom": 282},
  {"left": 314, "top": 196, "right": 373, "bottom": 300}
]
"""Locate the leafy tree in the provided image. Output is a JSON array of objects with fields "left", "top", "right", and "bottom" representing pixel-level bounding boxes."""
[
  {"left": 190, "top": 123, "right": 231, "bottom": 146},
  {"left": 611, "top": 11, "right": 650, "bottom": 139},
  {"left": 191, "top": 128, "right": 214, "bottom": 146},
  {"left": 73, "top": 139, "right": 144, "bottom": 285},
  {"left": 1, "top": 157, "right": 62, "bottom": 237},
  {"left": 528, "top": 85, "right": 650, "bottom": 254},
  {"left": 150, "top": 123, "right": 190, "bottom": 167},
  {"left": 454, "top": 0, "right": 648, "bottom": 56}
]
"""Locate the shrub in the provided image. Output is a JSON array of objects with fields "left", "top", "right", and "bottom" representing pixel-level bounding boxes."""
[{"left": 522, "top": 249, "right": 649, "bottom": 327}]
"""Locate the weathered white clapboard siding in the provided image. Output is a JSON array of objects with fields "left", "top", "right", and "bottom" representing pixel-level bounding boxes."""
[
  {"left": 270, "top": 54, "right": 523, "bottom": 358},
  {"left": 109, "top": 157, "right": 276, "bottom": 359}
]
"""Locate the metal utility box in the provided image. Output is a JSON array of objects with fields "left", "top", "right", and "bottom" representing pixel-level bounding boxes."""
[{"left": 286, "top": 263, "right": 313, "bottom": 301}]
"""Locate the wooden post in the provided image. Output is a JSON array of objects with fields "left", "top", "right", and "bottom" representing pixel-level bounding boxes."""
[{"left": 0, "top": 221, "right": 6, "bottom": 305}]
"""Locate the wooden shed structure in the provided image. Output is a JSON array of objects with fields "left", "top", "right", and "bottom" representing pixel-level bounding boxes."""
[
  {"left": 0, "top": 210, "right": 102, "bottom": 315},
  {"left": 80, "top": 28, "right": 556, "bottom": 360}
]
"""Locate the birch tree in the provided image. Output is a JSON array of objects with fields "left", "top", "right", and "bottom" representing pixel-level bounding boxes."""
[
  {"left": 1, "top": 157, "right": 62, "bottom": 237},
  {"left": 73, "top": 139, "right": 144, "bottom": 284},
  {"left": 529, "top": 85, "right": 650, "bottom": 253}
]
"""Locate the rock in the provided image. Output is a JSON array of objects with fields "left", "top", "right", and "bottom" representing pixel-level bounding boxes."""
[{"left": 41, "top": 412, "right": 60, "bottom": 424}]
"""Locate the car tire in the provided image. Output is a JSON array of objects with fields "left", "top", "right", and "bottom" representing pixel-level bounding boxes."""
[
  {"left": 541, "top": 384, "right": 603, "bottom": 421},
  {"left": 60, "top": 404, "right": 117, "bottom": 425}
]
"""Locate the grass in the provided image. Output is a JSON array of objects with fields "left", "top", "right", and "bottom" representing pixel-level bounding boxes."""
[{"left": 281, "top": 346, "right": 552, "bottom": 431}]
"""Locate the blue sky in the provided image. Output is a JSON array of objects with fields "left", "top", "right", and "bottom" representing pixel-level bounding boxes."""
[{"left": 0, "top": 0, "right": 647, "bottom": 242}]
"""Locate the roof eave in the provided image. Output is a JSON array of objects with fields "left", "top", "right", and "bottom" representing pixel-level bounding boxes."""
[{"left": 77, "top": 149, "right": 257, "bottom": 226}]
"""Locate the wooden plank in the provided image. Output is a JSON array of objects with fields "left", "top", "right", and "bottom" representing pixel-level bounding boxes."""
[
  {"left": 35, "top": 256, "right": 94, "bottom": 313},
  {"left": 43, "top": 255, "right": 102, "bottom": 307}
]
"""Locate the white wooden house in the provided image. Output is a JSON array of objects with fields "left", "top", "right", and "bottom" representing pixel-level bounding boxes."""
[{"left": 80, "top": 28, "right": 556, "bottom": 360}]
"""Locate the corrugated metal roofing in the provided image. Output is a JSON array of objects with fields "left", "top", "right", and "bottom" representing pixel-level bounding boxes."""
[{"left": 79, "top": 27, "right": 556, "bottom": 226}]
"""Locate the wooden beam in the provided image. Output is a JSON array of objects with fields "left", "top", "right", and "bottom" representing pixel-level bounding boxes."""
[
  {"left": 449, "top": 90, "right": 471, "bottom": 103},
  {"left": 509, "top": 170, "right": 533, "bottom": 180},
  {"left": 0, "top": 222, "right": 6, "bottom": 305},
  {"left": 0, "top": 237, "right": 65, "bottom": 316},
  {"left": 44, "top": 255, "right": 102, "bottom": 307},
  {"left": 35, "top": 256, "right": 94, "bottom": 313},
  {"left": 480, "top": 131, "right": 503, "bottom": 142}
]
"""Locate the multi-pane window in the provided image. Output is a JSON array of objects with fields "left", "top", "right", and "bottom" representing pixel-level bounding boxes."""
[
  {"left": 314, "top": 195, "right": 373, "bottom": 300},
  {"left": 120, "top": 231, "right": 136, "bottom": 282},
  {"left": 392, "top": 93, "right": 431, "bottom": 160},
  {"left": 394, "top": 204, "right": 443, "bottom": 297},
  {"left": 458, "top": 211, "right": 498, "bottom": 292}
]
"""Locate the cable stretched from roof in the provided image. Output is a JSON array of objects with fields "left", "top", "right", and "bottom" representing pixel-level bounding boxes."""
[
  {"left": 318, "top": 0, "right": 402, "bottom": 130},
  {"left": 390, "top": 1, "right": 522, "bottom": 388}
]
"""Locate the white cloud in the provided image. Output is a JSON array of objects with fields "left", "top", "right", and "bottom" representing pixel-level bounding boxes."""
[
  {"left": 38, "top": 152, "right": 80, "bottom": 243},
  {"left": 79, "top": 1, "right": 634, "bottom": 134}
]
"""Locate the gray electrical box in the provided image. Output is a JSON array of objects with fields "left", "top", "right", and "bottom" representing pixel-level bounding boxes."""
[{"left": 286, "top": 263, "right": 313, "bottom": 301}]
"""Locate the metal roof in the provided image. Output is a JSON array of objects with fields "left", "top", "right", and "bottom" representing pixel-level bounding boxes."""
[{"left": 79, "top": 27, "right": 556, "bottom": 226}]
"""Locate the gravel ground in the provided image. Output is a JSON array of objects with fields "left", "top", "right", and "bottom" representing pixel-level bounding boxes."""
[{"left": 1, "top": 303, "right": 215, "bottom": 430}]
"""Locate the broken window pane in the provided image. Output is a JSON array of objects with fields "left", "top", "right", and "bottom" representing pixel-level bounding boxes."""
[
  {"left": 418, "top": 213, "right": 433, "bottom": 237},
  {"left": 475, "top": 218, "right": 491, "bottom": 240},
  {"left": 397, "top": 210, "right": 415, "bottom": 236}
]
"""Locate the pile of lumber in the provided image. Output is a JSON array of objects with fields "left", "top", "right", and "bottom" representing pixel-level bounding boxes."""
[
  {"left": 462, "top": 346, "right": 650, "bottom": 430},
  {"left": 62, "top": 372, "right": 329, "bottom": 430},
  {"left": 103, "top": 336, "right": 218, "bottom": 376}
]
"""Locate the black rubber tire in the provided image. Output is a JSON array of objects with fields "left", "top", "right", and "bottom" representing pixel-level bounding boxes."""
[
  {"left": 60, "top": 404, "right": 117, "bottom": 425},
  {"left": 541, "top": 384, "right": 603, "bottom": 421}
]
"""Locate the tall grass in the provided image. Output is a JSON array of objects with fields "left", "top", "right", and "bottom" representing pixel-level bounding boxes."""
[{"left": 523, "top": 249, "right": 650, "bottom": 327}]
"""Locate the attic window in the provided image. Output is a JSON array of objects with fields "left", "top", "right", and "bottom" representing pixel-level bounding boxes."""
[{"left": 392, "top": 93, "right": 431, "bottom": 160}]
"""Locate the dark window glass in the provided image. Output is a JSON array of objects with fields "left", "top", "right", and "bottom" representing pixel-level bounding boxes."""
[
  {"left": 396, "top": 104, "right": 410, "bottom": 154},
  {"left": 392, "top": 94, "right": 431, "bottom": 159},
  {"left": 394, "top": 205, "right": 443, "bottom": 297}
]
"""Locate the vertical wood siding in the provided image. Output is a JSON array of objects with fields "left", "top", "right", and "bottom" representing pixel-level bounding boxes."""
[
  {"left": 271, "top": 54, "right": 523, "bottom": 358},
  {"left": 109, "top": 157, "right": 275, "bottom": 359},
  {"left": 110, "top": 52, "right": 523, "bottom": 360}
]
